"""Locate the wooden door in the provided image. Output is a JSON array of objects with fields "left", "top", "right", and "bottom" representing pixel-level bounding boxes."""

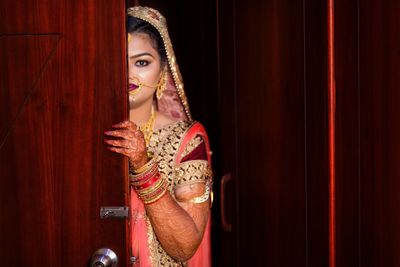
[{"left": 0, "top": 1, "right": 129, "bottom": 266}]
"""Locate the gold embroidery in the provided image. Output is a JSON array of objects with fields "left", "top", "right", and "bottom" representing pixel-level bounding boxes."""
[
  {"left": 174, "top": 160, "right": 212, "bottom": 204},
  {"left": 146, "top": 216, "right": 158, "bottom": 266},
  {"left": 130, "top": 120, "right": 213, "bottom": 266},
  {"left": 180, "top": 136, "right": 203, "bottom": 160},
  {"left": 174, "top": 160, "right": 212, "bottom": 186}
]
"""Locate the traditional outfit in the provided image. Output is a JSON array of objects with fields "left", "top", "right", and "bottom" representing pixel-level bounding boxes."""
[{"left": 127, "top": 7, "right": 213, "bottom": 267}]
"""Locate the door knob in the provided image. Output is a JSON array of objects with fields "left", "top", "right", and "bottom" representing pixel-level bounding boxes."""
[{"left": 90, "top": 248, "right": 118, "bottom": 267}]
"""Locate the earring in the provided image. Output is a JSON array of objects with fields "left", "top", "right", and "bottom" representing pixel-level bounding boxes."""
[{"left": 156, "top": 70, "right": 168, "bottom": 100}]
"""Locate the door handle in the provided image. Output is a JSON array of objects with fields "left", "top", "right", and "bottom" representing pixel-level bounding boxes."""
[
  {"left": 221, "top": 173, "right": 233, "bottom": 232},
  {"left": 90, "top": 248, "right": 118, "bottom": 267}
]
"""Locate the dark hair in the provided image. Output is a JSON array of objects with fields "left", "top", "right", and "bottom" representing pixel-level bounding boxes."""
[{"left": 127, "top": 16, "right": 167, "bottom": 66}]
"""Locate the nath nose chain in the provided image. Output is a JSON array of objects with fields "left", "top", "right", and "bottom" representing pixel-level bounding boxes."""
[{"left": 128, "top": 77, "right": 162, "bottom": 98}]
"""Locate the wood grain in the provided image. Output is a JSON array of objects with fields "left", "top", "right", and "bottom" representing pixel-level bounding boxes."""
[
  {"left": 0, "top": 0, "right": 128, "bottom": 266},
  {"left": 335, "top": 0, "right": 400, "bottom": 266}
]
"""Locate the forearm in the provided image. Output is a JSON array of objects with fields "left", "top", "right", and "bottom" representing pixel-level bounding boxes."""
[
  {"left": 145, "top": 192, "right": 209, "bottom": 262},
  {"left": 105, "top": 121, "right": 211, "bottom": 261}
]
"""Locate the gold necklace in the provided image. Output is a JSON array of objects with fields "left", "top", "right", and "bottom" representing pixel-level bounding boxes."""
[{"left": 139, "top": 106, "right": 156, "bottom": 146}]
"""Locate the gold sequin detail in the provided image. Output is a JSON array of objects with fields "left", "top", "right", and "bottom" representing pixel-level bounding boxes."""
[
  {"left": 174, "top": 160, "right": 212, "bottom": 187},
  {"left": 179, "top": 136, "right": 203, "bottom": 160}
]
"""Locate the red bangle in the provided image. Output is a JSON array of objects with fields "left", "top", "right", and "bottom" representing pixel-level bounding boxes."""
[
  {"left": 140, "top": 179, "right": 167, "bottom": 198},
  {"left": 130, "top": 164, "right": 158, "bottom": 185},
  {"left": 140, "top": 184, "right": 168, "bottom": 204},
  {"left": 135, "top": 172, "right": 161, "bottom": 190}
]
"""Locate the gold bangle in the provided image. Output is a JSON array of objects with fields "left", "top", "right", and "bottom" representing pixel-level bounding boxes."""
[
  {"left": 136, "top": 176, "right": 165, "bottom": 194},
  {"left": 144, "top": 189, "right": 168, "bottom": 205},
  {"left": 190, "top": 180, "right": 212, "bottom": 204},
  {"left": 138, "top": 179, "right": 168, "bottom": 203},
  {"left": 129, "top": 164, "right": 159, "bottom": 184},
  {"left": 132, "top": 154, "right": 157, "bottom": 174},
  {"left": 141, "top": 183, "right": 168, "bottom": 204}
]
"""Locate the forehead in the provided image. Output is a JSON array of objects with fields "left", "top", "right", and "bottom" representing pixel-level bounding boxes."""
[{"left": 128, "top": 32, "right": 158, "bottom": 54}]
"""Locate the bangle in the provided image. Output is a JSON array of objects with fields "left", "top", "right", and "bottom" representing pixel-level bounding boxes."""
[
  {"left": 129, "top": 153, "right": 168, "bottom": 205},
  {"left": 135, "top": 172, "right": 161, "bottom": 190},
  {"left": 137, "top": 177, "right": 168, "bottom": 205},
  {"left": 129, "top": 163, "right": 159, "bottom": 185},
  {"left": 144, "top": 189, "right": 168, "bottom": 205},
  {"left": 132, "top": 154, "right": 157, "bottom": 174},
  {"left": 136, "top": 175, "right": 164, "bottom": 194}
]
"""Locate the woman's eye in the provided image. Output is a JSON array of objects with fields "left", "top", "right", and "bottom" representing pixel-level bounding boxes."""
[{"left": 135, "top": 60, "right": 149, "bottom": 67}]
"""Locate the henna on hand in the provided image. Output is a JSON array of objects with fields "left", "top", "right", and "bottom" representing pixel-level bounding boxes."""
[{"left": 104, "top": 120, "right": 148, "bottom": 168}]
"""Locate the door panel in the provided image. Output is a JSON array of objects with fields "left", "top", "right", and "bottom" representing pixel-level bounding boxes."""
[
  {"left": 0, "top": 35, "right": 60, "bottom": 142},
  {"left": 335, "top": 0, "right": 400, "bottom": 266},
  {"left": 214, "top": 1, "right": 238, "bottom": 265},
  {"left": 216, "top": 0, "right": 329, "bottom": 266},
  {"left": 0, "top": 1, "right": 128, "bottom": 266},
  {"left": 234, "top": 1, "right": 310, "bottom": 265}
]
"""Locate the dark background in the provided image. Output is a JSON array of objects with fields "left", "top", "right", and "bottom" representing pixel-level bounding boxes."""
[{"left": 133, "top": 0, "right": 400, "bottom": 266}]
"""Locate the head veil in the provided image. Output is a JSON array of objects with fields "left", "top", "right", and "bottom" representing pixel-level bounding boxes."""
[{"left": 127, "top": 6, "right": 192, "bottom": 122}]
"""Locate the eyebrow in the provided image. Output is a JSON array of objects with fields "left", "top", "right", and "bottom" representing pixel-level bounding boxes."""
[{"left": 129, "top": 52, "right": 155, "bottom": 59}]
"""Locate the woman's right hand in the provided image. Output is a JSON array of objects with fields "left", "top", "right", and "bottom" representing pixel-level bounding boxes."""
[{"left": 104, "top": 120, "right": 148, "bottom": 169}]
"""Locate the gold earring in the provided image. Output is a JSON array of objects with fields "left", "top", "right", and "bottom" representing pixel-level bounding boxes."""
[{"left": 156, "top": 70, "right": 167, "bottom": 100}]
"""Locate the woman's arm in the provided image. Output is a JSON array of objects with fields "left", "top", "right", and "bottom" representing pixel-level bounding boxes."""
[
  {"left": 104, "top": 120, "right": 211, "bottom": 261},
  {"left": 145, "top": 183, "right": 209, "bottom": 262}
]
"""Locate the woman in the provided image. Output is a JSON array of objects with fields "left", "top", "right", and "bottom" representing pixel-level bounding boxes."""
[{"left": 104, "top": 6, "right": 212, "bottom": 267}]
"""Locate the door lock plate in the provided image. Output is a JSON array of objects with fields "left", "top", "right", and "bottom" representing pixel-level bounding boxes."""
[{"left": 100, "top": 206, "right": 129, "bottom": 219}]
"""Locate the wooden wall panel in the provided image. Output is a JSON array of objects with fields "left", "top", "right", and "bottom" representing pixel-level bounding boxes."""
[
  {"left": 214, "top": 1, "right": 238, "bottom": 266},
  {"left": 304, "top": 0, "right": 330, "bottom": 265},
  {"left": 359, "top": 1, "right": 400, "bottom": 266},
  {"left": 335, "top": 0, "right": 400, "bottom": 266},
  {"left": 334, "top": 0, "right": 360, "bottom": 266},
  {"left": 220, "top": 0, "right": 329, "bottom": 266},
  {"left": 234, "top": 1, "right": 306, "bottom": 265}
]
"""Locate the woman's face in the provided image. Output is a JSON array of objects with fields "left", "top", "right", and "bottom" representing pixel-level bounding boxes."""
[{"left": 128, "top": 32, "right": 163, "bottom": 107}]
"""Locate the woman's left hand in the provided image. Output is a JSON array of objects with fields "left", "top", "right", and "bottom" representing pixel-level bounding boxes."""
[{"left": 104, "top": 120, "right": 148, "bottom": 169}]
